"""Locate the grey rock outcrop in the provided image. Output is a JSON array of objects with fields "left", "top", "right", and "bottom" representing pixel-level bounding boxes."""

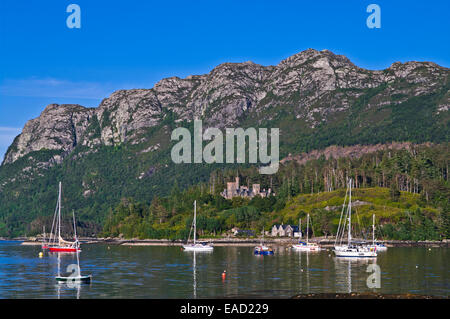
[
  {"left": 2, "top": 49, "right": 449, "bottom": 166},
  {"left": 3, "top": 104, "right": 94, "bottom": 164}
]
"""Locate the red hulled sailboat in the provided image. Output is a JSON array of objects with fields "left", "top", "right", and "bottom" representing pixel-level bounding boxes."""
[{"left": 42, "top": 182, "right": 81, "bottom": 253}]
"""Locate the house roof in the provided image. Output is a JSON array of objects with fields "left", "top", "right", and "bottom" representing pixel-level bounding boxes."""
[{"left": 273, "top": 224, "right": 299, "bottom": 231}]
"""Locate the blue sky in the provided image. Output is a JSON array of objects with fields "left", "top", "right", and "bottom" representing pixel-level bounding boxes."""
[{"left": 0, "top": 0, "right": 449, "bottom": 160}]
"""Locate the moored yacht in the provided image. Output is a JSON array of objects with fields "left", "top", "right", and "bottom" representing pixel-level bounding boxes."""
[
  {"left": 183, "top": 200, "right": 213, "bottom": 252},
  {"left": 367, "top": 214, "right": 388, "bottom": 251},
  {"left": 292, "top": 214, "right": 322, "bottom": 251},
  {"left": 254, "top": 245, "right": 274, "bottom": 255},
  {"left": 254, "top": 228, "right": 274, "bottom": 255},
  {"left": 43, "top": 182, "right": 81, "bottom": 253},
  {"left": 334, "top": 179, "right": 377, "bottom": 258}
]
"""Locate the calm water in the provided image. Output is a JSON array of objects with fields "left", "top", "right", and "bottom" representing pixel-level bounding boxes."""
[{"left": 0, "top": 241, "right": 448, "bottom": 298}]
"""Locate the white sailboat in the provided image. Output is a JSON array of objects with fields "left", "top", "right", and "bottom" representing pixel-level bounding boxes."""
[
  {"left": 334, "top": 179, "right": 377, "bottom": 258},
  {"left": 368, "top": 214, "right": 388, "bottom": 251},
  {"left": 292, "top": 214, "right": 322, "bottom": 251},
  {"left": 183, "top": 200, "right": 213, "bottom": 252}
]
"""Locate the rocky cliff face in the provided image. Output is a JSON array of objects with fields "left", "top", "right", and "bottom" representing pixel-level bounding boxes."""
[
  {"left": 2, "top": 49, "right": 449, "bottom": 166},
  {"left": 3, "top": 104, "right": 94, "bottom": 164}
]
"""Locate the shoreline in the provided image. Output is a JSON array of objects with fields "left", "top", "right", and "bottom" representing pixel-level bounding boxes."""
[{"left": 7, "top": 237, "right": 449, "bottom": 247}]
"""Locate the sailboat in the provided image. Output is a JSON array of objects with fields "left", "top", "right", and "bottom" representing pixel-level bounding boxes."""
[
  {"left": 254, "top": 228, "right": 274, "bottom": 255},
  {"left": 43, "top": 182, "right": 81, "bottom": 253},
  {"left": 292, "top": 214, "right": 322, "bottom": 251},
  {"left": 55, "top": 210, "right": 91, "bottom": 283},
  {"left": 368, "top": 214, "right": 388, "bottom": 251},
  {"left": 183, "top": 200, "right": 214, "bottom": 252},
  {"left": 334, "top": 179, "right": 377, "bottom": 258}
]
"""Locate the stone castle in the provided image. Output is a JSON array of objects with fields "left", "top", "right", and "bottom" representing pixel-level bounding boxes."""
[{"left": 221, "top": 176, "right": 273, "bottom": 199}]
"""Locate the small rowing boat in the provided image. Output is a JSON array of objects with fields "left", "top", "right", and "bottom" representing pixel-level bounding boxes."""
[{"left": 55, "top": 210, "right": 92, "bottom": 283}]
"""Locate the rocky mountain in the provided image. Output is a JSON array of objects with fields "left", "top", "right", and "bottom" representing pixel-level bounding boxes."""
[
  {"left": 4, "top": 49, "right": 448, "bottom": 166},
  {"left": 0, "top": 49, "right": 448, "bottom": 236}
]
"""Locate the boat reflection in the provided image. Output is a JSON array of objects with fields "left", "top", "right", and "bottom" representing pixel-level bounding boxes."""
[
  {"left": 193, "top": 251, "right": 197, "bottom": 299},
  {"left": 333, "top": 256, "right": 378, "bottom": 293},
  {"left": 54, "top": 252, "right": 88, "bottom": 299},
  {"left": 297, "top": 250, "right": 313, "bottom": 293}
]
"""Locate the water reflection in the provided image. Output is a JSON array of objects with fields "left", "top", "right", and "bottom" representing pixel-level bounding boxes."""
[
  {"left": 193, "top": 251, "right": 196, "bottom": 298},
  {"left": 51, "top": 252, "right": 88, "bottom": 299},
  {"left": 0, "top": 243, "right": 447, "bottom": 298},
  {"left": 333, "top": 257, "right": 378, "bottom": 293},
  {"left": 294, "top": 248, "right": 323, "bottom": 294},
  {"left": 185, "top": 250, "right": 213, "bottom": 299}
]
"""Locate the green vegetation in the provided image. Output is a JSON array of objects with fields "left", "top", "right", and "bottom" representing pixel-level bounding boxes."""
[
  {"left": 100, "top": 185, "right": 446, "bottom": 241},
  {"left": 100, "top": 143, "right": 449, "bottom": 241},
  {"left": 0, "top": 141, "right": 447, "bottom": 239},
  {"left": 0, "top": 75, "right": 448, "bottom": 238}
]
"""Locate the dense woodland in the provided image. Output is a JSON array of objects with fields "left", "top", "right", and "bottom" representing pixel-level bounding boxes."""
[
  {"left": 101, "top": 143, "right": 449, "bottom": 241},
  {"left": 0, "top": 139, "right": 447, "bottom": 239}
]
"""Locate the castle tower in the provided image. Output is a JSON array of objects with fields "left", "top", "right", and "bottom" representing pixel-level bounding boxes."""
[{"left": 252, "top": 184, "right": 260, "bottom": 196}]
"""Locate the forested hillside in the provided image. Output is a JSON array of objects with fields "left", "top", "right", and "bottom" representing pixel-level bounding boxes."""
[
  {"left": 0, "top": 49, "right": 448, "bottom": 237},
  {"left": 101, "top": 144, "right": 449, "bottom": 240}
]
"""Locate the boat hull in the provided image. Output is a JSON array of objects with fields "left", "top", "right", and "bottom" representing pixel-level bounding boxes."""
[
  {"left": 254, "top": 250, "right": 274, "bottom": 255},
  {"left": 254, "top": 246, "right": 274, "bottom": 255},
  {"left": 369, "top": 245, "right": 387, "bottom": 251},
  {"left": 56, "top": 275, "right": 92, "bottom": 283},
  {"left": 49, "top": 247, "right": 81, "bottom": 253},
  {"left": 334, "top": 247, "right": 377, "bottom": 258},
  {"left": 292, "top": 244, "right": 322, "bottom": 251},
  {"left": 183, "top": 245, "right": 213, "bottom": 252}
]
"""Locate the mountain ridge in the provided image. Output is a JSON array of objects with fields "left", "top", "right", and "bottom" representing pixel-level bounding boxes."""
[{"left": 3, "top": 48, "right": 449, "bottom": 166}]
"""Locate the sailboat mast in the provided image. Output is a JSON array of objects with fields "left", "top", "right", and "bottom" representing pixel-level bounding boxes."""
[
  {"left": 299, "top": 218, "right": 302, "bottom": 239},
  {"left": 348, "top": 179, "right": 352, "bottom": 245},
  {"left": 193, "top": 200, "right": 196, "bottom": 245},
  {"left": 306, "top": 214, "right": 309, "bottom": 244},
  {"left": 58, "top": 181, "right": 62, "bottom": 244},
  {"left": 372, "top": 214, "right": 375, "bottom": 245}
]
